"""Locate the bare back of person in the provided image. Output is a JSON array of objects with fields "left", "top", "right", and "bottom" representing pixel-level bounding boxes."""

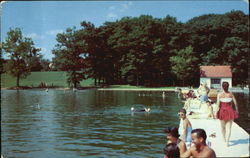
[
  {"left": 167, "top": 138, "right": 187, "bottom": 155},
  {"left": 184, "top": 118, "right": 192, "bottom": 128}
]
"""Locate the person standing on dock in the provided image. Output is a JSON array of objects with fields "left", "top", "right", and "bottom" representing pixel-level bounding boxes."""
[
  {"left": 181, "top": 128, "right": 216, "bottom": 158},
  {"left": 164, "top": 127, "right": 187, "bottom": 155},
  {"left": 178, "top": 109, "right": 192, "bottom": 144},
  {"left": 216, "top": 81, "right": 239, "bottom": 147}
]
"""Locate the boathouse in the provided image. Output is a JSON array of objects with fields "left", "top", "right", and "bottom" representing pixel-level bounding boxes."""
[{"left": 200, "top": 65, "right": 232, "bottom": 89}]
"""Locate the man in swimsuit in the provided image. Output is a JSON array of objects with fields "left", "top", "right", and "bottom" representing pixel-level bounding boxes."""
[{"left": 181, "top": 128, "right": 216, "bottom": 158}]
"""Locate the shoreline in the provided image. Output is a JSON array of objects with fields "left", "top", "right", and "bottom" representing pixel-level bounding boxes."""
[
  {"left": 97, "top": 88, "right": 177, "bottom": 91},
  {"left": 1, "top": 87, "right": 248, "bottom": 93}
]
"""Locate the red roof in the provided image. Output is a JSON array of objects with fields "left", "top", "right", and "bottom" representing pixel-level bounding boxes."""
[{"left": 200, "top": 66, "right": 232, "bottom": 77}]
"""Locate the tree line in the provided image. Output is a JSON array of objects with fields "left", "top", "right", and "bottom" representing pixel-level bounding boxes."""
[{"left": 2, "top": 10, "right": 249, "bottom": 88}]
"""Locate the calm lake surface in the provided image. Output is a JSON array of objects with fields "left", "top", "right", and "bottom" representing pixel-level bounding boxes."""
[{"left": 1, "top": 89, "right": 249, "bottom": 158}]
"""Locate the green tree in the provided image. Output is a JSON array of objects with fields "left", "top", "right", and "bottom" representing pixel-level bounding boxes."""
[
  {"left": 220, "top": 37, "right": 248, "bottom": 85},
  {"left": 28, "top": 49, "right": 43, "bottom": 71},
  {"left": 185, "top": 10, "right": 248, "bottom": 86},
  {"left": 153, "top": 15, "right": 184, "bottom": 86},
  {"left": 80, "top": 21, "right": 116, "bottom": 85},
  {"left": 108, "top": 15, "right": 173, "bottom": 86},
  {"left": 170, "top": 46, "right": 198, "bottom": 86},
  {"left": 52, "top": 27, "right": 86, "bottom": 88},
  {"left": 2, "top": 28, "right": 40, "bottom": 87},
  {"left": 40, "top": 58, "right": 51, "bottom": 71}
]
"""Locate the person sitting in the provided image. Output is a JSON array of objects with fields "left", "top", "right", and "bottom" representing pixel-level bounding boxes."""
[
  {"left": 207, "top": 101, "right": 215, "bottom": 119},
  {"left": 163, "top": 143, "right": 180, "bottom": 158},
  {"left": 187, "top": 101, "right": 216, "bottom": 119},
  {"left": 183, "top": 90, "right": 199, "bottom": 110},
  {"left": 177, "top": 88, "right": 185, "bottom": 101},
  {"left": 185, "top": 90, "right": 196, "bottom": 99},
  {"left": 178, "top": 109, "right": 192, "bottom": 144},
  {"left": 164, "top": 127, "right": 187, "bottom": 155},
  {"left": 181, "top": 128, "right": 216, "bottom": 158},
  {"left": 197, "top": 83, "right": 210, "bottom": 109}
]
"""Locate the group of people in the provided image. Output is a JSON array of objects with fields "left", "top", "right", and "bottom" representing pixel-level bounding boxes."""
[
  {"left": 197, "top": 81, "right": 239, "bottom": 147},
  {"left": 163, "top": 128, "right": 216, "bottom": 158},
  {"left": 163, "top": 108, "right": 216, "bottom": 158},
  {"left": 163, "top": 81, "right": 239, "bottom": 158}
]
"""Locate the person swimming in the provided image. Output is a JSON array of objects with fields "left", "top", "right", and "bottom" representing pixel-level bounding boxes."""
[{"left": 131, "top": 107, "right": 150, "bottom": 112}]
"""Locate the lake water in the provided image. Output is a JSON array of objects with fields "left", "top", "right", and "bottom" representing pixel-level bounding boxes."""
[{"left": 1, "top": 90, "right": 249, "bottom": 158}]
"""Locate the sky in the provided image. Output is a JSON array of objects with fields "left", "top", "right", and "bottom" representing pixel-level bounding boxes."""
[{"left": 1, "top": 0, "right": 249, "bottom": 60}]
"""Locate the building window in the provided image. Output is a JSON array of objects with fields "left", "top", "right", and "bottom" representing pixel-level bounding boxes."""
[{"left": 211, "top": 78, "right": 221, "bottom": 84}]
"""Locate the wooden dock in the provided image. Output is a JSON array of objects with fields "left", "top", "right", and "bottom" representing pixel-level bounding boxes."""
[{"left": 179, "top": 118, "right": 249, "bottom": 157}]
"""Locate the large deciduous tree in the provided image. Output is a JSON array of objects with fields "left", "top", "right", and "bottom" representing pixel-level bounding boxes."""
[
  {"left": 2, "top": 28, "right": 40, "bottom": 87},
  {"left": 51, "top": 11, "right": 248, "bottom": 87},
  {"left": 186, "top": 10, "right": 248, "bottom": 86},
  {"left": 52, "top": 27, "right": 86, "bottom": 88}
]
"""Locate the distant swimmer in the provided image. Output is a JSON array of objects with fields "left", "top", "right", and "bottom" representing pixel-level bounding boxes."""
[
  {"left": 30, "top": 103, "right": 40, "bottom": 109},
  {"left": 45, "top": 88, "right": 49, "bottom": 92},
  {"left": 131, "top": 107, "right": 150, "bottom": 112},
  {"left": 162, "top": 91, "right": 166, "bottom": 97}
]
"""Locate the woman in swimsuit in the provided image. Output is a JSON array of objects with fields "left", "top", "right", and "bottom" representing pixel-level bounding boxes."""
[
  {"left": 164, "top": 127, "right": 187, "bottom": 155},
  {"left": 217, "top": 81, "right": 239, "bottom": 147}
]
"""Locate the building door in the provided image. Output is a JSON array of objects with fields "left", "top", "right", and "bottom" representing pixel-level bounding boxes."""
[{"left": 211, "top": 78, "right": 221, "bottom": 89}]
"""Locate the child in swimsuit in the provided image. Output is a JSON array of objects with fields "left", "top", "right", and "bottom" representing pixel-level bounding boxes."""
[{"left": 178, "top": 109, "right": 192, "bottom": 143}]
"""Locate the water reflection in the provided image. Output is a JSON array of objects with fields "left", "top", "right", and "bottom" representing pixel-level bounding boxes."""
[{"left": 1, "top": 90, "right": 248, "bottom": 158}]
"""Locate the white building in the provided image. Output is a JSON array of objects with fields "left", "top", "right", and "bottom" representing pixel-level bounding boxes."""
[{"left": 200, "top": 65, "right": 232, "bottom": 89}]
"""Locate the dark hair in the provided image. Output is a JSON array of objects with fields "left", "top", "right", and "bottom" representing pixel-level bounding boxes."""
[
  {"left": 179, "top": 108, "right": 186, "bottom": 114},
  {"left": 164, "top": 127, "right": 180, "bottom": 138},
  {"left": 191, "top": 128, "right": 207, "bottom": 141},
  {"left": 222, "top": 82, "right": 229, "bottom": 92},
  {"left": 163, "top": 143, "right": 180, "bottom": 158}
]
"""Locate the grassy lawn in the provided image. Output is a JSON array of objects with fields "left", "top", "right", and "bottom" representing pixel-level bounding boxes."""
[
  {"left": 1, "top": 71, "right": 94, "bottom": 88},
  {"left": 1, "top": 72, "right": 182, "bottom": 90}
]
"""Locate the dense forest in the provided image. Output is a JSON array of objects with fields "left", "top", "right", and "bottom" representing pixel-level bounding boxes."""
[
  {"left": 2, "top": 10, "right": 249, "bottom": 88},
  {"left": 52, "top": 10, "right": 248, "bottom": 87}
]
